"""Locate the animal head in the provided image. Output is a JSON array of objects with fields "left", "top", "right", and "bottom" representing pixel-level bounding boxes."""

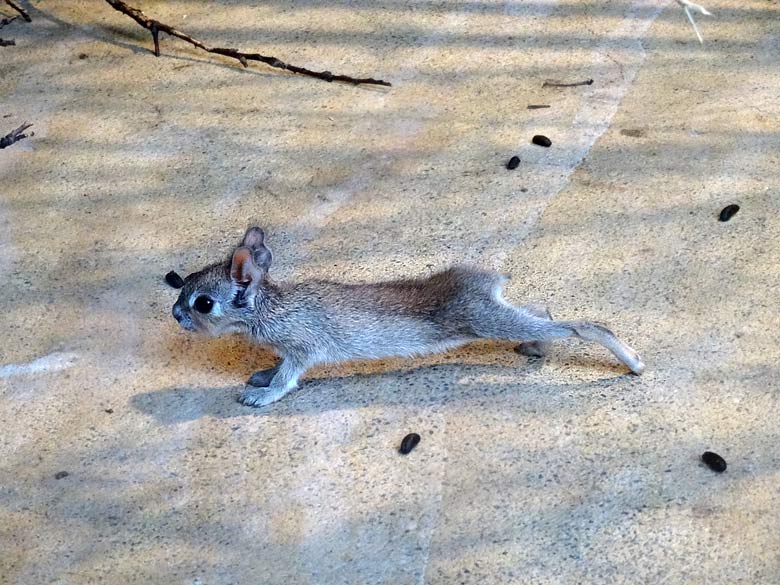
[{"left": 169, "top": 227, "right": 273, "bottom": 336}]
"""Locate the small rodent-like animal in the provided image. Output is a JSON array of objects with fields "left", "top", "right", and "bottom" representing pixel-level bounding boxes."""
[{"left": 170, "top": 227, "right": 644, "bottom": 407}]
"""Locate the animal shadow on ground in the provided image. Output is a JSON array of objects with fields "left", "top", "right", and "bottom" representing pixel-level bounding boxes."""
[{"left": 134, "top": 337, "right": 636, "bottom": 424}]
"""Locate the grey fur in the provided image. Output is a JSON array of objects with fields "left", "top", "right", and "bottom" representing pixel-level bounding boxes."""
[{"left": 171, "top": 227, "right": 645, "bottom": 407}]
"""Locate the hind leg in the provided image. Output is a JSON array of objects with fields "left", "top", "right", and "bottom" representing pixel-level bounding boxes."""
[
  {"left": 472, "top": 298, "right": 644, "bottom": 374},
  {"left": 247, "top": 365, "right": 280, "bottom": 387},
  {"left": 515, "top": 304, "right": 553, "bottom": 357}
]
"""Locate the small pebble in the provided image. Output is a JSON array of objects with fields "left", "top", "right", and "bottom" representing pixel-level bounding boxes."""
[
  {"left": 701, "top": 451, "right": 727, "bottom": 473},
  {"left": 399, "top": 433, "right": 421, "bottom": 455},
  {"left": 54, "top": 471, "right": 70, "bottom": 480},
  {"left": 104, "top": 408, "right": 114, "bottom": 414},
  {"left": 506, "top": 156, "right": 520, "bottom": 170},
  {"left": 532, "top": 135, "right": 552, "bottom": 147},
  {"left": 718, "top": 204, "right": 739, "bottom": 222},
  {"left": 78, "top": 53, "right": 88, "bottom": 60},
  {"left": 165, "top": 270, "right": 185, "bottom": 289}
]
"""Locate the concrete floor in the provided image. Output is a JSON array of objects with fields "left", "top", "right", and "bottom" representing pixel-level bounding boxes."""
[{"left": 1, "top": 0, "right": 779, "bottom": 583}]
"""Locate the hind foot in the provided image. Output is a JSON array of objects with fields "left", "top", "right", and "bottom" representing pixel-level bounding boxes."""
[
  {"left": 246, "top": 365, "right": 280, "bottom": 387},
  {"left": 516, "top": 341, "right": 550, "bottom": 358}
]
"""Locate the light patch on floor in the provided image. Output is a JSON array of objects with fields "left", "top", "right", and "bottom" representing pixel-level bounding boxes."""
[{"left": 0, "top": 352, "right": 80, "bottom": 379}]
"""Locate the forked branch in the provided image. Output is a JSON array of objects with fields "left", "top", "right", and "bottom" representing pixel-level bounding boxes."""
[{"left": 103, "top": 0, "right": 391, "bottom": 87}]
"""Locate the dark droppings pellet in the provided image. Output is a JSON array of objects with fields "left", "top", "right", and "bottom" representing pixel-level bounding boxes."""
[
  {"left": 506, "top": 156, "right": 520, "bottom": 170},
  {"left": 620, "top": 128, "right": 645, "bottom": 138},
  {"left": 719, "top": 204, "right": 740, "bottom": 222},
  {"left": 54, "top": 471, "right": 70, "bottom": 480},
  {"left": 701, "top": 451, "right": 727, "bottom": 473},
  {"left": 532, "top": 135, "right": 552, "bottom": 147},
  {"left": 399, "top": 433, "right": 421, "bottom": 455},
  {"left": 165, "top": 270, "right": 185, "bottom": 289}
]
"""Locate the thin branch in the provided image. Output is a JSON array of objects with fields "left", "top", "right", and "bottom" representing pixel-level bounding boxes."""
[
  {"left": 3, "top": 0, "right": 30, "bottom": 22},
  {"left": 683, "top": 6, "right": 703, "bottom": 43},
  {"left": 0, "top": 122, "right": 33, "bottom": 149},
  {"left": 676, "top": 0, "right": 712, "bottom": 44},
  {"left": 103, "top": 0, "right": 391, "bottom": 87},
  {"left": 542, "top": 79, "right": 594, "bottom": 88}
]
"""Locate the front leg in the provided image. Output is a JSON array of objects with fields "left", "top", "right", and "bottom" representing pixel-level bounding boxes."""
[{"left": 240, "top": 358, "right": 307, "bottom": 407}]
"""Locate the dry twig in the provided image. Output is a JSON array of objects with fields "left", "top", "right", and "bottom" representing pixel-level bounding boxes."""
[
  {"left": 3, "top": 0, "right": 30, "bottom": 22},
  {"left": 542, "top": 79, "right": 594, "bottom": 88},
  {"left": 676, "top": 0, "right": 712, "bottom": 44},
  {"left": 104, "top": 0, "right": 391, "bottom": 87},
  {"left": 0, "top": 122, "right": 33, "bottom": 149}
]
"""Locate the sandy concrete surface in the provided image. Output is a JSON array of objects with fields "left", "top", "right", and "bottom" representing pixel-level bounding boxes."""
[{"left": 1, "top": 0, "right": 779, "bottom": 583}]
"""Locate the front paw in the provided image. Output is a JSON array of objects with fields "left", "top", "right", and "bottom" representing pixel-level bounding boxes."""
[{"left": 239, "top": 387, "right": 283, "bottom": 408}]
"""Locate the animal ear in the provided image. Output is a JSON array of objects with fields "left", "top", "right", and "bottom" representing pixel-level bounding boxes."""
[
  {"left": 241, "top": 227, "right": 272, "bottom": 272},
  {"left": 241, "top": 227, "right": 266, "bottom": 250},
  {"left": 230, "top": 247, "right": 264, "bottom": 290},
  {"left": 252, "top": 245, "right": 272, "bottom": 273}
]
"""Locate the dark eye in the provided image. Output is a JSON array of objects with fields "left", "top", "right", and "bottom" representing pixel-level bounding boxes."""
[{"left": 193, "top": 295, "right": 214, "bottom": 314}]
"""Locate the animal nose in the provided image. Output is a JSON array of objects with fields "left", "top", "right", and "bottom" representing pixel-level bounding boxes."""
[{"left": 172, "top": 304, "right": 183, "bottom": 322}]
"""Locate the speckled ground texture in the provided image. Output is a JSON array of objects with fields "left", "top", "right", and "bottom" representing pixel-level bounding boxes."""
[{"left": 1, "top": 1, "right": 779, "bottom": 584}]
